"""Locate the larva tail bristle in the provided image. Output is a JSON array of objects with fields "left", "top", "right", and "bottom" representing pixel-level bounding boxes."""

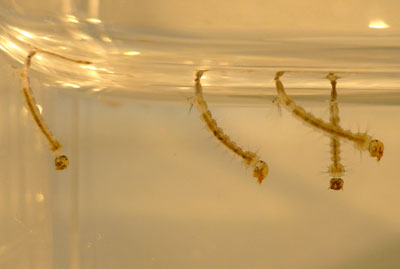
[
  {"left": 329, "top": 178, "right": 344, "bottom": 191},
  {"left": 369, "top": 139, "right": 384, "bottom": 161}
]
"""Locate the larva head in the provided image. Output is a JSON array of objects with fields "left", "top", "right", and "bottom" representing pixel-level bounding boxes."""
[
  {"left": 55, "top": 155, "right": 69, "bottom": 170},
  {"left": 329, "top": 178, "right": 344, "bottom": 191},
  {"left": 253, "top": 160, "right": 268, "bottom": 184},
  {"left": 369, "top": 139, "right": 384, "bottom": 161}
]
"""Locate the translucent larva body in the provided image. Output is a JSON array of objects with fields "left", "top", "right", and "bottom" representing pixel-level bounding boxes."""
[
  {"left": 274, "top": 71, "right": 384, "bottom": 161},
  {"left": 21, "top": 48, "right": 92, "bottom": 170},
  {"left": 327, "top": 73, "right": 345, "bottom": 191},
  {"left": 194, "top": 71, "right": 268, "bottom": 183}
]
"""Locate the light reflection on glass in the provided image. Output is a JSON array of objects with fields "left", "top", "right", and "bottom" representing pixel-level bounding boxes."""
[
  {"left": 56, "top": 81, "right": 80, "bottom": 88},
  {"left": 41, "top": 36, "right": 53, "bottom": 41},
  {"left": 36, "top": 104, "right": 43, "bottom": 114},
  {"left": 35, "top": 193, "right": 44, "bottom": 203},
  {"left": 101, "top": 36, "right": 112, "bottom": 43},
  {"left": 65, "top": 15, "right": 79, "bottom": 23},
  {"left": 369, "top": 20, "right": 390, "bottom": 29},
  {"left": 81, "top": 65, "right": 97, "bottom": 71},
  {"left": 19, "top": 30, "right": 35, "bottom": 39},
  {"left": 72, "top": 32, "right": 92, "bottom": 41},
  {"left": 8, "top": 41, "right": 18, "bottom": 49},
  {"left": 86, "top": 18, "right": 102, "bottom": 24},
  {"left": 123, "top": 51, "right": 141, "bottom": 56}
]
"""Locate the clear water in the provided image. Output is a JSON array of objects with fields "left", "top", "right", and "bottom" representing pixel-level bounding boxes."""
[{"left": 1, "top": 1, "right": 400, "bottom": 268}]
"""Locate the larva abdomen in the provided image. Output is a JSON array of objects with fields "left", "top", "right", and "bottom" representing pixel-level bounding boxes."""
[
  {"left": 21, "top": 49, "right": 92, "bottom": 170},
  {"left": 274, "top": 71, "right": 384, "bottom": 161},
  {"left": 194, "top": 70, "right": 268, "bottom": 183}
]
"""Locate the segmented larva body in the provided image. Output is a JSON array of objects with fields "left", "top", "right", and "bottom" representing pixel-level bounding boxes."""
[
  {"left": 194, "top": 70, "right": 268, "bottom": 184},
  {"left": 274, "top": 71, "right": 384, "bottom": 161},
  {"left": 21, "top": 49, "right": 92, "bottom": 170},
  {"left": 327, "top": 73, "right": 345, "bottom": 191}
]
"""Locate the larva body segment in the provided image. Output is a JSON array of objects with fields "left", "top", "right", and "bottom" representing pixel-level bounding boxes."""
[
  {"left": 274, "top": 71, "right": 384, "bottom": 161},
  {"left": 327, "top": 73, "right": 345, "bottom": 191},
  {"left": 21, "top": 49, "right": 92, "bottom": 170},
  {"left": 22, "top": 51, "right": 63, "bottom": 153},
  {"left": 194, "top": 71, "right": 268, "bottom": 184}
]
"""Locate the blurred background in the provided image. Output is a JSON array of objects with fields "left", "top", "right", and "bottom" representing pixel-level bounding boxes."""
[{"left": 0, "top": 0, "right": 400, "bottom": 268}]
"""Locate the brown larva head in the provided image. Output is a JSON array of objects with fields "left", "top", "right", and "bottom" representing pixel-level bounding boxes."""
[
  {"left": 329, "top": 178, "right": 344, "bottom": 191},
  {"left": 253, "top": 160, "right": 269, "bottom": 184},
  {"left": 369, "top": 139, "right": 384, "bottom": 161},
  {"left": 55, "top": 155, "right": 69, "bottom": 170}
]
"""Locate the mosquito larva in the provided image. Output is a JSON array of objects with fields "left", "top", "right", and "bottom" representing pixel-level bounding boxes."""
[
  {"left": 21, "top": 49, "right": 92, "bottom": 170},
  {"left": 327, "top": 73, "right": 345, "bottom": 191},
  {"left": 193, "top": 70, "right": 268, "bottom": 184},
  {"left": 274, "top": 71, "right": 384, "bottom": 161}
]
